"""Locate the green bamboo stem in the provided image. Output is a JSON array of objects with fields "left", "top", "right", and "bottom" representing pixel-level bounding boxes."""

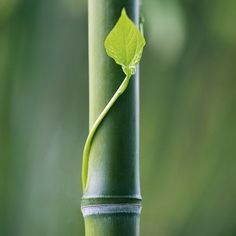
[{"left": 81, "top": 0, "right": 141, "bottom": 235}]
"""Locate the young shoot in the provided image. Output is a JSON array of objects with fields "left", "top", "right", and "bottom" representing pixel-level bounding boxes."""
[{"left": 82, "top": 8, "right": 146, "bottom": 192}]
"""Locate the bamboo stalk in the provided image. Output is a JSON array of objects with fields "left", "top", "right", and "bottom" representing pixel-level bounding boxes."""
[{"left": 81, "top": 0, "right": 141, "bottom": 235}]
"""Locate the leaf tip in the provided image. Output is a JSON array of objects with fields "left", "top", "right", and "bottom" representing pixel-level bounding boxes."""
[{"left": 121, "top": 8, "right": 127, "bottom": 16}]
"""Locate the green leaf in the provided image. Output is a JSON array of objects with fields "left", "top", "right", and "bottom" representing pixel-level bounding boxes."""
[{"left": 104, "top": 8, "right": 146, "bottom": 76}]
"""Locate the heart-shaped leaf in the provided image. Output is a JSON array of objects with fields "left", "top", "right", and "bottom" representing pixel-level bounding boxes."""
[{"left": 104, "top": 8, "right": 146, "bottom": 76}]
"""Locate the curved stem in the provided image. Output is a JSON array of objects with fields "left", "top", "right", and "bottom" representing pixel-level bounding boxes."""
[{"left": 82, "top": 74, "right": 131, "bottom": 191}]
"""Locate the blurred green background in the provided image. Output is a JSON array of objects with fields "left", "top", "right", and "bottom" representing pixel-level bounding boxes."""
[{"left": 0, "top": 0, "right": 236, "bottom": 235}]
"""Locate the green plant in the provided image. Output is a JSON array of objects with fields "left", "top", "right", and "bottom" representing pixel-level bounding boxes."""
[
  {"left": 81, "top": 3, "right": 145, "bottom": 235},
  {"left": 82, "top": 8, "right": 145, "bottom": 191}
]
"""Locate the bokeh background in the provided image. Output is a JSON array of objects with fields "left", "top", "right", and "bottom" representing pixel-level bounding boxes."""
[{"left": 1, "top": 0, "right": 236, "bottom": 235}]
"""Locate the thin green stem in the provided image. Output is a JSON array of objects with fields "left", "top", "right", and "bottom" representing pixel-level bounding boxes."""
[{"left": 82, "top": 73, "right": 131, "bottom": 191}]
